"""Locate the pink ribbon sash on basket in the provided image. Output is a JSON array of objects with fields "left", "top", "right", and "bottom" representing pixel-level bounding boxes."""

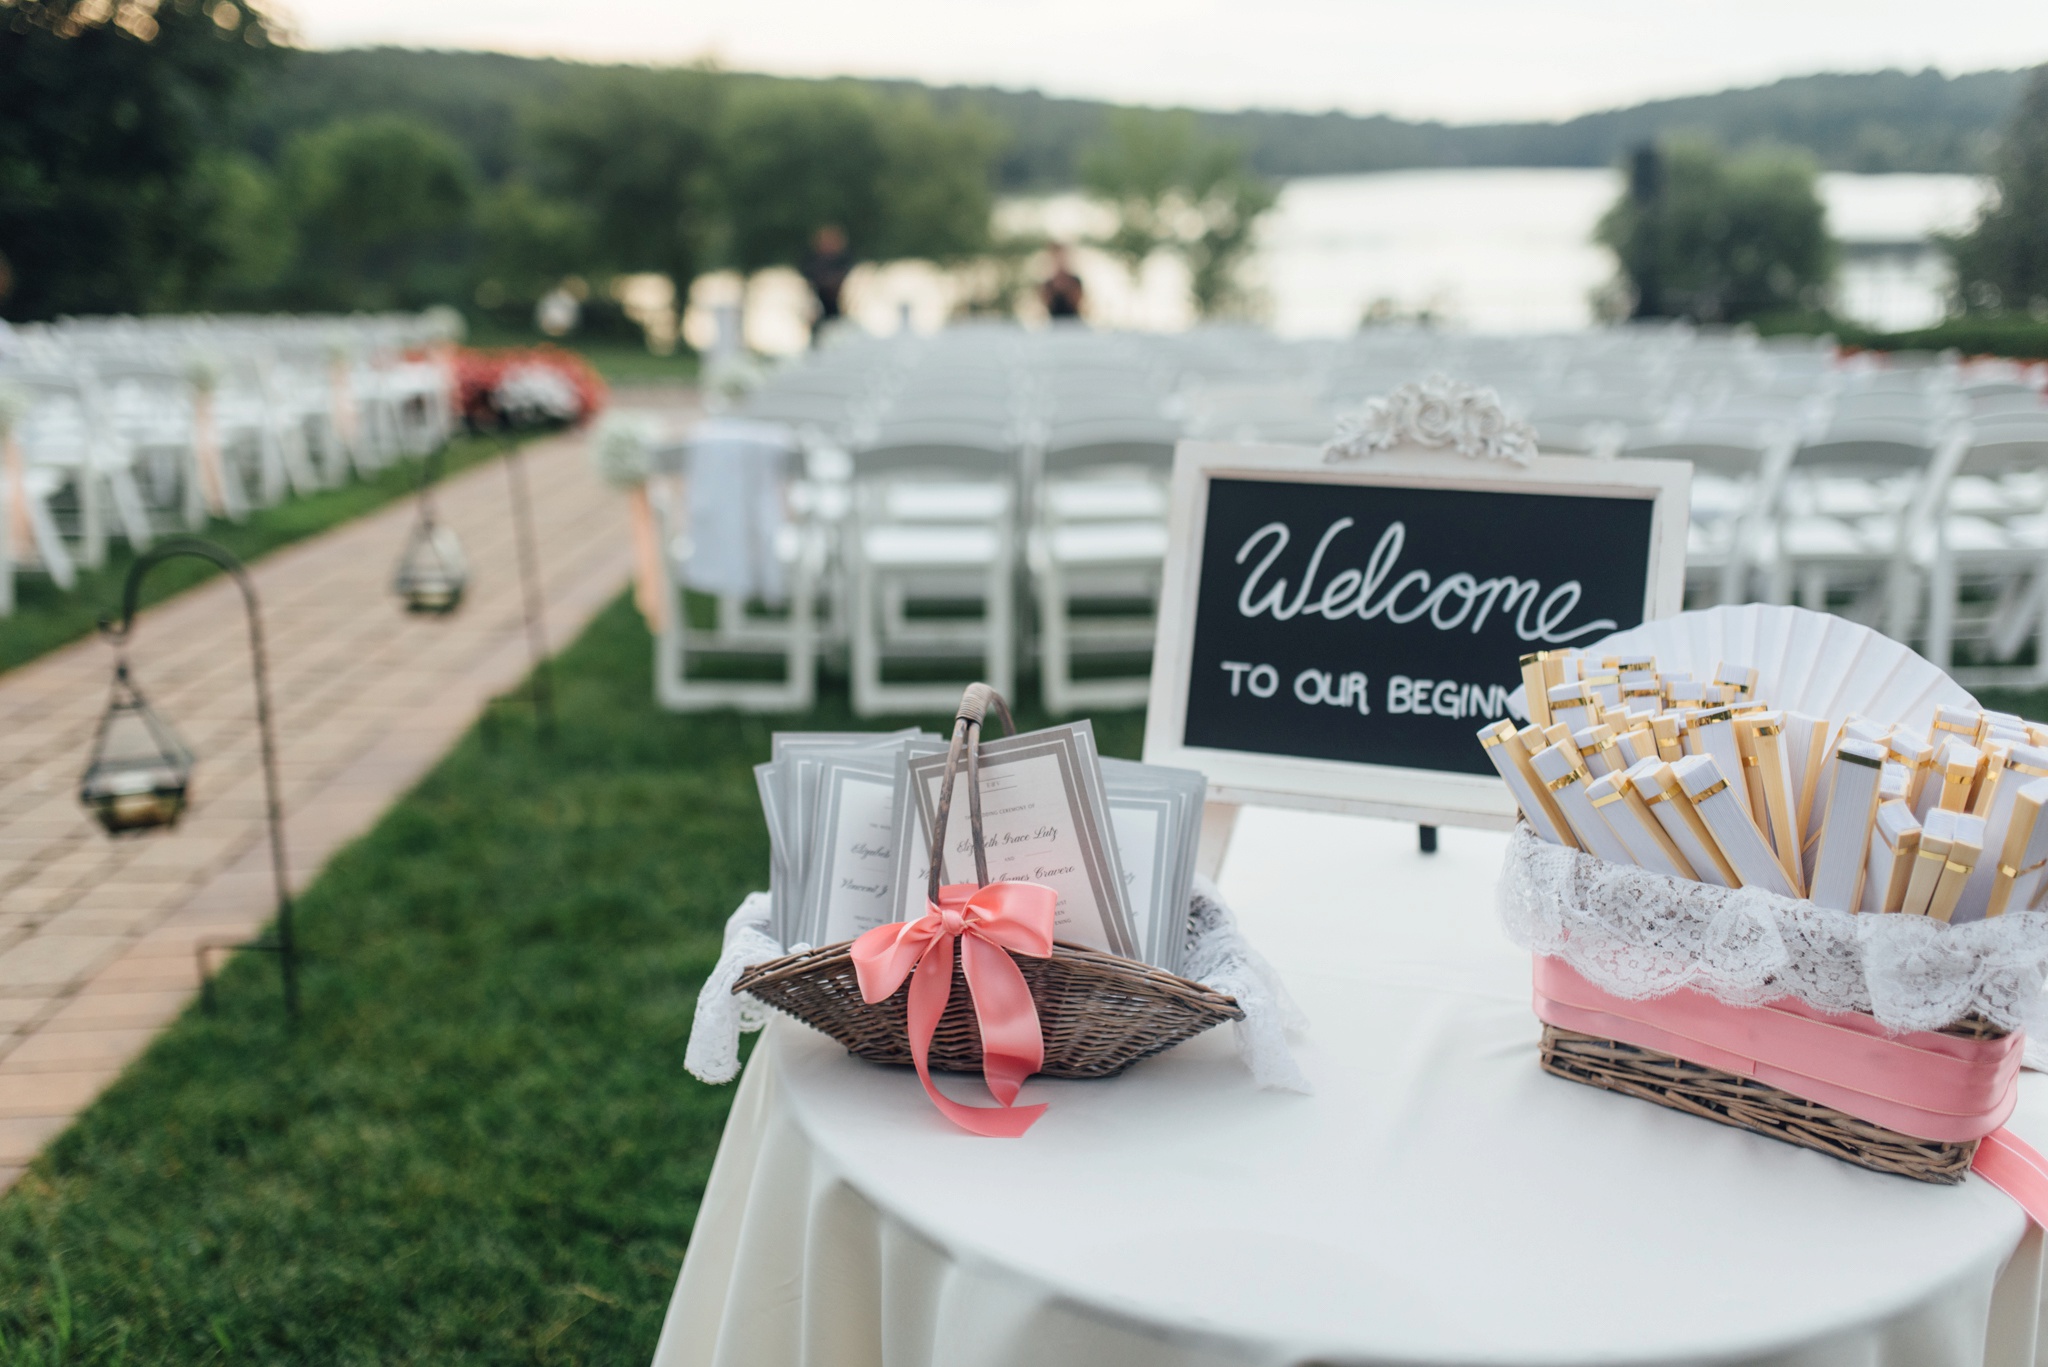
[
  {"left": 852, "top": 881, "right": 1057, "bottom": 1138},
  {"left": 1533, "top": 955, "right": 2048, "bottom": 1226}
]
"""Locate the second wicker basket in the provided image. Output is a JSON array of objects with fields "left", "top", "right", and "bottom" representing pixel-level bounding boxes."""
[{"left": 735, "top": 683, "right": 1242, "bottom": 1078}]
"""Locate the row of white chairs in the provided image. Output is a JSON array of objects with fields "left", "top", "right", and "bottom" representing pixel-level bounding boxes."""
[
  {"left": 1647, "top": 399, "right": 2048, "bottom": 683},
  {"left": 650, "top": 405, "right": 1172, "bottom": 717},
  {"left": 651, "top": 322, "right": 2048, "bottom": 714},
  {"left": 0, "top": 311, "right": 458, "bottom": 613},
  {"left": 694, "top": 333, "right": 1182, "bottom": 712}
]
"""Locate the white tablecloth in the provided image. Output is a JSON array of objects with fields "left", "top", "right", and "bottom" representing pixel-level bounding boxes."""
[{"left": 653, "top": 808, "right": 2048, "bottom": 1367}]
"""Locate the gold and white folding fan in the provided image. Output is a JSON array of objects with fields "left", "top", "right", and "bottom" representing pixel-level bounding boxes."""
[{"left": 1525, "top": 604, "right": 1976, "bottom": 737}]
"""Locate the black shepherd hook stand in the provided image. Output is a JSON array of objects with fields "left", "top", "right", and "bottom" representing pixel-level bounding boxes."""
[
  {"left": 422, "top": 439, "right": 446, "bottom": 495},
  {"left": 103, "top": 537, "right": 300, "bottom": 1018},
  {"left": 499, "top": 428, "right": 555, "bottom": 742},
  {"left": 415, "top": 439, "right": 445, "bottom": 525}
]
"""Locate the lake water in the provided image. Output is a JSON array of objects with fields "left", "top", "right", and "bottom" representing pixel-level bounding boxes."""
[
  {"left": 1248, "top": 168, "right": 1988, "bottom": 336},
  {"left": 686, "top": 168, "right": 1992, "bottom": 354}
]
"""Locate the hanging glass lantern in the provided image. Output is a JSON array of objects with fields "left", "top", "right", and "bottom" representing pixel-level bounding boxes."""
[
  {"left": 79, "top": 664, "right": 194, "bottom": 834},
  {"left": 393, "top": 517, "right": 469, "bottom": 614}
]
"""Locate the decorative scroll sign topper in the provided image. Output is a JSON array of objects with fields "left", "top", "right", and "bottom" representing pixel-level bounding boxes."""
[{"left": 1323, "top": 375, "right": 1538, "bottom": 467}]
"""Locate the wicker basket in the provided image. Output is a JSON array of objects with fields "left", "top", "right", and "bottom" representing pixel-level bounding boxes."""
[
  {"left": 1533, "top": 956, "right": 2018, "bottom": 1185},
  {"left": 735, "top": 683, "right": 1243, "bottom": 1079},
  {"left": 1540, "top": 1023, "right": 1996, "bottom": 1184},
  {"left": 740, "top": 939, "right": 1241, "bottom": 1078}
]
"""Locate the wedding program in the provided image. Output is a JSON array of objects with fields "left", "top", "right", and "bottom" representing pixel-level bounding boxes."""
[
  {"left": 751, "top": 722, "right": 1208, "bottom": 971},
  {"left": 1181, "top": 477, "right": 1655, "bottom": 777}
]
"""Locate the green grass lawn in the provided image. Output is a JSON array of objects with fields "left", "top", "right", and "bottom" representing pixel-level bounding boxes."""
[
  {"left": 0, "top": 596, "right": 1143, "bottom": 1365},
  {"left": 460, "top": 319, "right": 700, "bottom": 389},
  {"left": 555, "top": 343, "right": 699, "bottom": 388},
  {"left": 0, "top": 436, "right": 515, "bottom": 679}
]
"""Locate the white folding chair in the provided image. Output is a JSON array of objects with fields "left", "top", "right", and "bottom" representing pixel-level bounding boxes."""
[
  {"left": 268, "top": 347, "right": 354, "bottom": 487},
  {"left": 741, "top": 388, "right": 864, "bottom": 441},
  {"left": 845, "top": 427, "right": 1017, "bottom": 716},
  {"left": 1624, "top": 419, "right": 1792, "bottom": 607},
  {"left": 5, "top": 369, "right": 150, "bottom": 571},
  {"left": 1, "top": 393, "right": 78, "bottom": 601},
  {"left": 1763, "top": 413, "right": 1951, "bottom": 641},
  {"left": 387, "top": 357, "right": 453, "bottom": 457},
  {"left": 1924, "top": 412, "right": 2048, "bottom": 684},
  {"left": 91, "top": 356, "right": 208, "bottom": 531},
  {"left": 652, "top": 418, "right": 820, "bottom": 712},
  {"left": 1028, "top": 418, "right": 1176, "bottom": 714},
  {"left": 208, "top": 354, "right": 317, "bottom": 510},
  {"left": 1182, "top": 378, "right": 1332, "bottom": 444},
  {"left": 1530, "top": 395, "right": 1654, "bottom": 457},
  {"left": 870, "top": 387, "right": 1020, "bottom": 436},
  {"left": 1966, "top": 389, "right": 2047, "bottom": 419},
  {"left": 350, "top": 353, "right": 449, "bottom": 468}
]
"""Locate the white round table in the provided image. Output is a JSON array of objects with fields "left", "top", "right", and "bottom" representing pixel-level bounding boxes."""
[{"left": 654, "top": 809, "right": 2048, "bottom": 1367}]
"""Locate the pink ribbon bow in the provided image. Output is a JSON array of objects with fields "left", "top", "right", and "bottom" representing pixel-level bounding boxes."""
[{"left": 851, "top": 881, "right": 1057, "bottom": 1137}]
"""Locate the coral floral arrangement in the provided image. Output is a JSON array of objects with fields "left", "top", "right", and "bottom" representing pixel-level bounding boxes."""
[{"left": 448, "top": 346, "right": 608, "bottom": 434}]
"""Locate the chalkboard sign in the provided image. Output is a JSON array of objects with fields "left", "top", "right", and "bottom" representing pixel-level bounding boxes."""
[{"left": 1144, "top": 439, "right": 1689, "bottom": 828}]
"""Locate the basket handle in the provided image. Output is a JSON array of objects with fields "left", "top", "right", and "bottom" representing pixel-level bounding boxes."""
[{"left": 925, "top": 682, "right": 1017, "bottom": 904}]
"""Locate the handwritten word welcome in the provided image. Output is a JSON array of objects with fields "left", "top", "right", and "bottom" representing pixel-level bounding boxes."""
[{"left": 1233, "top": 518, "right": 1616, "bottom": 645}]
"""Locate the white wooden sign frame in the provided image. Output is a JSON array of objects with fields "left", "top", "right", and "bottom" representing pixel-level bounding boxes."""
[{"left": 1143, "top": 439, "right": 1691, "bottom": 839}]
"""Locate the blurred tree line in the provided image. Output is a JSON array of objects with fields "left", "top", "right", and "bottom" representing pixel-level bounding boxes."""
[
  {"left": 1593, "top": 63, "right": 2048, "bottom": 330},
  {"left": 232, "top": 49, "right": 2031, "bottom": 191},
  {"left": 0, "top": 6, "right": 1289, "bottom": 330},
  {"left": 1947, "top": 65, "right": 2048, "bottom": 318},
  {"left": 0, "top": 2, "right": 1003, "bottom": 326},
  {"left": 20, "top": 4, "right": 2024, "bottom": 335},
  {"left": 1595, "top": 141, "right": 1836, "bottom": 323},
  {"left": 1082, "top": 112, "right": 1275, "bottom": 316},
  {"left": 0, "top": 0, "right": 275, "bottom": 319}
]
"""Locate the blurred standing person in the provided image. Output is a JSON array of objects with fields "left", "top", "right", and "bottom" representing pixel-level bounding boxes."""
[
  {"left": 801, "top": 225, "right": 853, "bottom": 343},
  {"left": 1041, "top": 244, "right": 1086, "bottom": 320},
  {"left": 534, "top": 283, "right": 581, "bottom": 337}
]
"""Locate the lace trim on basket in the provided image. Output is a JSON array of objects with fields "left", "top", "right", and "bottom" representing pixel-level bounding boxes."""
[
  {"left": 682, "top": 892, "right": 781, "bottom": 1086},
  {"left": 1497, "top": 823, "right": 2048, "bottom": 1066},
  {"left": 685, "top": 881, "right": 1311, "bottom": 1093}
]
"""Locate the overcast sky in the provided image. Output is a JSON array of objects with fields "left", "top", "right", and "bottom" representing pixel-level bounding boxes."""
[{"left": 274, "top": 0, "right": 2048, "bottom": 123}]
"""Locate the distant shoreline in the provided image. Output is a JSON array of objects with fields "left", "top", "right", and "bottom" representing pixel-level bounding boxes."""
[{"left": 249, "top": 51, "right": 2027, "bottom": 187}]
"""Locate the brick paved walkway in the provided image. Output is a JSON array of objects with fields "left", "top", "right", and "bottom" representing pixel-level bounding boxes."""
[{"left": 0, "top": 409, "right": 663, "bottom": 1192}]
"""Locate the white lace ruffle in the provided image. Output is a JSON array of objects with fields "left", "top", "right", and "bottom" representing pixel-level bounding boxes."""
[
  {"left": 684, "top": 882, "right": 1311, "bottom": 1092},
  {"left": 1496, "top": 823, "right": 2048, "bottom": 1069},
  {"left": 683, "top": 892, "right": 781, "bottom": 1085},
  {"left": 1183, "top": 874, "right": 1313, "bottom": 1092}
]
